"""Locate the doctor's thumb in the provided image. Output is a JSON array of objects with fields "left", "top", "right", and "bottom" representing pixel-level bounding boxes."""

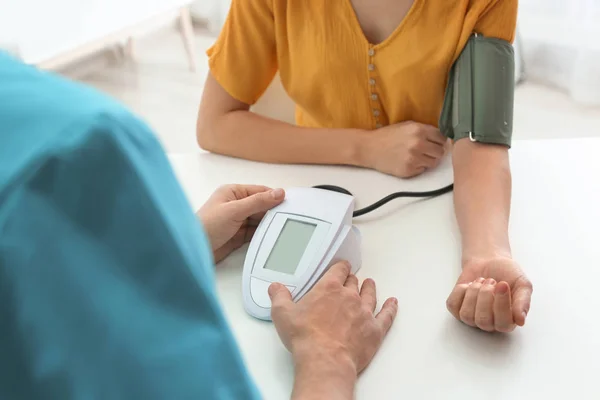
[
  {"left": 268, "top": 283, "right": 292, "bottom": 307},
  {"left": 235, "top": 188, "right": 285, "bottom": 218}
]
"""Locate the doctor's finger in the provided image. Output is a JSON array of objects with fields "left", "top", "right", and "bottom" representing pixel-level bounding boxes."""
[
  {"left": 344, "top": 274, "right": 359, "bottom": 292},
  {"left": 230, "top": 184, "right": 274, "bottom": 198},
  {"left": 230, "top": 188, "right": 285, "bottom": 220},
  {"left": 375, "top": 297, "right": 399, "bottom": 335},
  {"left": 322, "top": 261, "right": 352, "bottom": 286},
  {"left": 359, "top": 278, "right": 377, "bottom": 312},
  {"left": 269, "top": 283, "right": 293, "bottom": 315}
]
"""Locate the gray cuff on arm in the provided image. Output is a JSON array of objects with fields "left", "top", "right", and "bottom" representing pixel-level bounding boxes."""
[{"left": 439, "top": 33, "right": 516, "bottom": 148}]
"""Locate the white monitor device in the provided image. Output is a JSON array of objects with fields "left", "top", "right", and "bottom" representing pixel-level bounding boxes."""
[{"left": 242, "top": 187, "right": 361, "bottom": 320}]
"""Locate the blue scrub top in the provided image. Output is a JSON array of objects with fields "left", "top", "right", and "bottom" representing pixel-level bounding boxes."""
[{"left": 0, "top": 52, "right": 260, "bottom": 400}]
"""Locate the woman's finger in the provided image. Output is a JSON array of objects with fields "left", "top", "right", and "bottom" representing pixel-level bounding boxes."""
[
  {"left": 420, "top": 140, "right": 445, "bottom": 160},
  {"left": 494, "top": 281, "right": 516, "bottom": 332},
  {"left": 446, "top": 283, "right": 470, "bottom": 320},
  {"left": 512, "top": 276, "right": 533, "bottom": 327},
  {"left": 475, "top": 279, "right": 496, "bottom": 331},
  {"left": 459, "top": 278, "right": 485, "bottom": 326},
  {"left": 422, "top": 126, "right": 447, "bottom": 145},
  {"left": 419, "top": 155, "right": 440, "bottom": 169}
]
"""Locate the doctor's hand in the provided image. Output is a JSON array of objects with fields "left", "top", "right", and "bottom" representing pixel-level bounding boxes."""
[
  {"left": 364, "top": 121, "right": 448, "bottom": 178},
  {"left": 197, "top": 185, "right": 285, "bottom": 263},
  {"left": 269, "top": 262, "right": 398, "bottom": 393},
  {"left": 446, "top": 258, "right": 533, "bottom": 333}
]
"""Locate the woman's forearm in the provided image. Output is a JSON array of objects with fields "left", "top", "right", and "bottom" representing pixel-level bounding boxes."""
[
  {"left": 452, "top": 139, "right": 512, "bottom": 265},
  {"left": 198, "top": 109, "right": 370, "bottom": 167}
]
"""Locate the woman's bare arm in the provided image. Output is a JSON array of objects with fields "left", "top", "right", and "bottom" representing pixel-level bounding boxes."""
[
  {"left": 196, "top": 74, "right": 369, "bottom": 166},
  {"left": 453, "top": 140, "right": 512, "bottom": 264}
]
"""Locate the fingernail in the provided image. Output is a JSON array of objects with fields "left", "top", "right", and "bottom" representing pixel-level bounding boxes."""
[
  {"left": 486, "top": 278, "right": 496, "bottom": 285},
  {"left": 522, "top": 311, "right": 528, "bottom": 319},
  {"left": 343, "top": 261, "right": 352, "bottom": 273},
  {"left": 393, "top": 298, "right": 398, "bottom": 305},
  {"left": 476, "top": 277, "right": 485, "bottom": 283},
  {"left": 268, "top": 282, "right": 282, "bottom": 297},
  {"left": 271, "top": 188, "right": 284, "bottom": 200},
  {"left": 496, "top": 283, "right": 508, "bottom": 295}
]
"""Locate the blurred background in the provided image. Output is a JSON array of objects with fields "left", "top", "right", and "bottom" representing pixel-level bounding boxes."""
[{"left": 1, "top": 0, "right": 599, "bottom": 153}]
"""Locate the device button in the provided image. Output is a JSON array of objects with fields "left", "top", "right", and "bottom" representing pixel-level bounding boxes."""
[
  {"left": 250, "top": 278, "right": 297, "bottom": 308},
  {"left": 250, "top": 277, "right": 272, "bottom": 308},
  {"left": 285, "top": 285, "right": 296, "bottom": 296}
]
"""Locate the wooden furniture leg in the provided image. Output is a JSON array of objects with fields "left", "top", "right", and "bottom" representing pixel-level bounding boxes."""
[
  {"left": 179, "top": 6, "right": 197, "bottom": 72},
  {"left": 125, "top": 37, "right": 135, "bottom": 60}
]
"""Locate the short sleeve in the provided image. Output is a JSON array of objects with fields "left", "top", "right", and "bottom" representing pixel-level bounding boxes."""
[
  {"left": 207, "top": 0, "right": 278, "bottom": 105},
  {"left": 473, "top": 0, "right": 518, "bottom": 43}
]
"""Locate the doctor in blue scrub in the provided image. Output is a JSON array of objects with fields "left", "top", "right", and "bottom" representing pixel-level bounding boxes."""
[{"left": 0, "top": 53, "right": 397, "bottom": 399}]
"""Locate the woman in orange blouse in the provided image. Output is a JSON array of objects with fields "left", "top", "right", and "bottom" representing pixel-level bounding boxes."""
[{"left": 197, "top": 0, "right": 532, "bottom": 347}]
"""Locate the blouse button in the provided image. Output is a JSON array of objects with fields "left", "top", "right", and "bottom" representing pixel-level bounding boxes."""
[
  {"left": 376, "top": 123, "right": 382, "bottom": 128},
  {"left": 368, "top": 64, "right": 375, "bottom": 71},
  {"left": 369, "top": 78, "right": 376, "bottom": 86},
  {"left": 368, "top": 48, "right": 375, "bottom": 57},
  {"left": 373, "top": 109, "right": 380, "bottom": 117},
  {"left": 371, "top": 93, "right": 378, "bottom": 101}
]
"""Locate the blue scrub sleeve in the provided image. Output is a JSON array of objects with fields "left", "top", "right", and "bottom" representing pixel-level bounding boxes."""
[{"left": 0, "top": 52, "right": 261, "bottom": 400}]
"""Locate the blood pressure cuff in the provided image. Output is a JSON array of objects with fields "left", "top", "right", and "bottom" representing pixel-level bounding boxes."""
[
  {"left": 439, "top": 34, "right": 515, "bottom": 147},
  {"left": 0, "top": 52, "right": 260, "bottom": 400}
]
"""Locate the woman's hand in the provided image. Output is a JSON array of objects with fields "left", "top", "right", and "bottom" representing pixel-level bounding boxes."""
[
  {"left": 446, "top": 257, "right": 533, "bottom": 332},
  {"left": 197, "top": 185, "right": 285, "bottom": 263},
  {"left": 364, "top": 121, "right": 448, "bottom": 178}
]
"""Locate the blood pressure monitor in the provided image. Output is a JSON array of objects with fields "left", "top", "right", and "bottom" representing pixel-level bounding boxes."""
[{"left": 242, "top": 187, "right": 361, "bottom": 320}]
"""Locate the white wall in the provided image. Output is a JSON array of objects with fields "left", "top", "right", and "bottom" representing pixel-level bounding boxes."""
[
  {"left": 518, "top": 0, "right": 600, "bottom": 105},
  {"left": 1, "top": 0, "right": 190, "bottom": 64}
]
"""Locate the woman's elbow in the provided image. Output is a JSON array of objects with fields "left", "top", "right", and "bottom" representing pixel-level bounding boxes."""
[
  {"left": 196, "top": 117, "right": 219, "bottom": 152},
  {"left": 196, "top": 121, "right": 210, "bottom": 151}
]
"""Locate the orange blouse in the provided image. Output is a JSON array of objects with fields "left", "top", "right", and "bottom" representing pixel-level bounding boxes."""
[{"left": 207, "top": 0, "right": 517, "bottom": 131}]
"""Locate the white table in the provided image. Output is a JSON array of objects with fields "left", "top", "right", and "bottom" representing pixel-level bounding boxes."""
[{"left": 169, "top": 138, "right": 600, "bottom": 400}]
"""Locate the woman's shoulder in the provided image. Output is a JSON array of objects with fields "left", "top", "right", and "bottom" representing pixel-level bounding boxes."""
[
  {"left": 466, "top": 0, "right": 517, "bottom": 12},
  {"left": 467, "top": 0, "right": 518, "bottom": 41},
  {"left": 465, "top": 0, "right": 518, "bottom": 21},
  {"left": 434, "top": 0, "right": 517, "bottom": 42}
]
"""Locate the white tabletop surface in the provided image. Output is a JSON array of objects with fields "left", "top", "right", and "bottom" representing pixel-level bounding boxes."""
[{"left": 168, "top": 138, "right": 600, "bottom": 400}]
